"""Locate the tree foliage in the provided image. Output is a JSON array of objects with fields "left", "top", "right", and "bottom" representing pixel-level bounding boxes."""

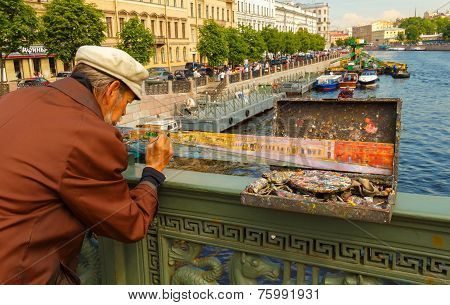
[
  {"left": 42, "top": 0, "right": 105, "bottom": 64},
  {"left": 281, "top": 32, "right": 299, "bottom": 55},
  {"left": 224, "top": 27, "right": 247, "bottom": 66},
  {"left": 260, "top": 26, "right": 282, "bottom": 54},
  {"left": 118, "top": 17, "right": 155, "bottom": 65},
  {"left": 197, "top": 20, "right": 228, "bottom": 67},
  {"left": 0, "top": 0, "right": 40, "bottom": 82},
  {"left": 399, "top": 16, "right": 450, "bottom": 42},
  {"left": 239, "top": 25, "right": 266, "bottom": 62}
]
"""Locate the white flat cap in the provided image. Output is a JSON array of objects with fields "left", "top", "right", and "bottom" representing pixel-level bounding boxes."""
[{"left": 75, "top": 46, "right": 149, "bottom": 100}]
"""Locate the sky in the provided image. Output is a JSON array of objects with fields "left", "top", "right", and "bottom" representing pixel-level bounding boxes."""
[{"left": 301, "top": 0, "right": 448, "bottom": 29}]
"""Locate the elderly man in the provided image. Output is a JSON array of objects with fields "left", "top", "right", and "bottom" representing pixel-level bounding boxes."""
[{"left": 0, "top": 46, "right": 172, "bottom": 284}]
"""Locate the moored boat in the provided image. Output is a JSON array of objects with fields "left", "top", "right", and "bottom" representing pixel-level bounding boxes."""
[
  {"left": 359, "top": 70, "right": 378, "bottom": 87},
  {"left": 314, "top": 75, "right": 342, "bottom": 91},
  {"left": 392, "top": 70, "right": 410, "bottom": 79},
  {"left": 339, "top": 73, "right": 359, "bottom": 89}
]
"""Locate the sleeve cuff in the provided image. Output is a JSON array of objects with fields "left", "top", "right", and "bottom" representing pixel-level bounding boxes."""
[{"left": 140, "top": 167, "right": 166, "bottom": 188}]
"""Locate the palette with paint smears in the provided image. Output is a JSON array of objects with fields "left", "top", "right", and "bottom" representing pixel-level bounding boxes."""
[{"left": 241, "top": 98, "right": 402, "bottom": 224}]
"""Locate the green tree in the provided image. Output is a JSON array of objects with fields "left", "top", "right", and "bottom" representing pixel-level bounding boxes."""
[
  {"left": 397, "top": 32, "right": 405, "bottom": 42},
  {"left": 296, "top": 29, "right": 310, "bottom": 52},
  {"left": 406, "top": 25, "right": 421, "bottom": 42},
  {"left": 434, "top": 17, "right": 449, "bottom": 34},
  {"left": 239, "top": 25, "right": 266, "bottom": 62},
  {"left": 224, "top": 27, "right": 247, "bottom": 66},
  {"left": 344, "top": 37, "right": 357, "bottom": 46},
  {"left": 0, "top": 0, "right": 40, "bottom": 82},
  {"left": 118, "top": 17, "right": 155, "bottom": 65},
  {"left": 444, "top": 23, "right": 450, "bottom": 40},
  {"left": 422, "top": 19, "right": 437, "bottom": 35},
  {"left": 260, "top": 26, "right": 282, "bottom": 54},
  {"left": 42, "top": 0, "right": 105, "bottom": 66},
  {"left": 335, "top": 39, "right": 345, "bottom": 47},
  {"left": 197, "top": 20, "right": 228, "bottom": 67},
  {"left": 309, "top": 34, "right": 326, "bottom": 51},
  {"left": 281, "top": 31, "right": 299, "bottom": 55}
]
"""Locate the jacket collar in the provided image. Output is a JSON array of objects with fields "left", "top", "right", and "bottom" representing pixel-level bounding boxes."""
[{"left": 49, "top": 78, "right": 104, "bottom": 119}]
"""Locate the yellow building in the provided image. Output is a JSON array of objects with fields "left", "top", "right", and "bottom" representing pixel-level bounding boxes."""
[
  {"left": 352, "top": 20, "right": 394, "bottom": 43},
  {"left": 372, "top": 28, "right": 405, "bottom": 45},
  {"left": 2, "top": 0, "right": 235, "bottom": 82}
]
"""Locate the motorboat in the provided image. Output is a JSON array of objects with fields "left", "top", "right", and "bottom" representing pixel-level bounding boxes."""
[
  {"left": 388, "top": 47, "right": 406, "bottom": 51},
  {"left": 358, "top": 70, "right": 378, "bottom": 87},
  {"left": 410, "top": 47, "right": 425, "bottom": 51},
  {"left": 136, "top": 117, "right": 181, "bottom": 133},
  {"left": 339, "top": 73, "right": 359, "bottom": 89},
  {"left": 314, "top": 75, "right": 342, "bottom": 91}
]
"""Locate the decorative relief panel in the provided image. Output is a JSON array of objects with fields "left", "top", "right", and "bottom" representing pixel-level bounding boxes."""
[{"left": 152, "top": 214, "right": 449, "bottom": 284}]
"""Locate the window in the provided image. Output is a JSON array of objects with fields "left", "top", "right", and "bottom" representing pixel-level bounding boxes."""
[
  {"left": 161, "top": 48, "right": 166, "bottom": 63},
  {"left": 151, "top": 20, "right": 155, "bottom": 34},
  {"left": 318, "top": 18, "right": 321, "bottom": 22},
  {"left": 181, "top": 0, "right": 183, "bottom": 8},
  {"left": 176, "top": 47, "right": 180, "bottom": 61},
  {"left": 49, "top": 57, "right": 56, "bottom": 75},
  {"left": 227, "top": 10, "right": 229, "bottom": 21},
  {"left": 119, "top": 18, "right": 124, "bottom": 32},
  {"left": 212, "top": 6, "right": 214, "bottom": 19},
  {"left": 253, "top": 4, "right": 255, "bottom": 14},
  {"left": 153, "top": 52, "right": 158, "bottom": 64},
  {"left": 183, "top": 47, "right": 187, "bottom": 61},
  {"left": 13, "top": 59, "right": 23, "bottom": 79},
  {"left": 182, "top": 23, "right": 186, "bottom": 38},
  {"left": 191, "top": 28, "right": 195, "bottom": 41},
  {"left": 319, "top": 10, "right": 321, "bottom": 14},
  {"left": 106, "top": 17, "right": 113, "bottom": 37},
  {"left": 206, "top": 5, "right": 209, "bottom": 18},
  {"left": 174, "top": 22, "right": 178, "bottom": 38},
  {"left": 198, "top": 3, "right": 202, "bottom": 18},
  {"left": 173, "top": 0, "right": 176, "bottom": 7},
  {"left": 168, "top": 22, "right": 171, "bottom": 38},
  {"left": 237, "top": 2, "right": 239, "bottom": 11},
  {"left": 32, "top": 58, "right": 41, "bottom": 74},
  {"left": 190, "top": 2, "right": 194, "bottom": 17},
  {"left": 217, "top": 7, "right": 219, "bottom": 19},
  {"left": 169, "top": 47, "right": 173, "bottom": 62},
  {"left": 222, "top": 8, "right": 224, "bottom": 20},
  {"left": 160, "top": 21, "right": 164, "bottom": 36},
  {"left": 141, "top": 19, "right": 146, "bottom": 28}
]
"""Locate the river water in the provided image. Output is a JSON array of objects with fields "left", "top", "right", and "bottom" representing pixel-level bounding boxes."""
[{"left": 227, "top": 51, "right": 450, "bottom": 197}]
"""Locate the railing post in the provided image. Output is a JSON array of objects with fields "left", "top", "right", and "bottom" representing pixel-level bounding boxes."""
[
  {"left": 167, "top": 80, "right": 173, "bottom": 94},
  {"left": 238, "top": 72, "right": 242, "bottom": 82},
  {"left": 189, "top": 79, "right": 195, "bottom": 94},
  {"left": 225, "top": 74, "right": 230, "bottom": 86},
  {"left": 259, "top": 69, "right": 263, "bottom": 78}
]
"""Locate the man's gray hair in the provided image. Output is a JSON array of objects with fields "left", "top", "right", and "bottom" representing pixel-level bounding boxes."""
[{"left": 72, "top": 63, "right": 124, "bottom": 98}]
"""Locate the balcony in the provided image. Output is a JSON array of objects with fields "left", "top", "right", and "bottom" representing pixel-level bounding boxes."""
[
  {"left": 155, "top": 36, "right": 166, "bottom": 46},
  {"left": 93, "top": 167, "right": 450, "bottom": 285}
]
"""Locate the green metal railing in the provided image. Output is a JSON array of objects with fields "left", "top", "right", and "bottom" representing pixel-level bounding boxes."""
[{"left": 95, "top": 167, "right": 450, "bottom": 285}]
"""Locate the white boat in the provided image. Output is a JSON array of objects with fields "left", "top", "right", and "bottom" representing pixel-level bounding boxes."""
[
  {"left": 411, "top": 47, "right": 425, "bottom": 51},
  {"left": 388, "top": 47, "right": 406, "bottom": 51},
  {"left": 359, "top": 70, "right": 378, "bottom": 87}
]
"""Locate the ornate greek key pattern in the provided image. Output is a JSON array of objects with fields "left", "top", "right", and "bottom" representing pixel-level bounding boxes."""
[
  {"left": 156, "top": 214, "right": 449, "bottom": 283},
  {"left": 147, "top": 221, "right": 160, "bottom": 285}
]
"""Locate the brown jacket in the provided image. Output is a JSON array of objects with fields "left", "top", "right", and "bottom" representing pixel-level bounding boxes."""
[{"left": 0, "top": 78, "right": 158, "bottom": 284}]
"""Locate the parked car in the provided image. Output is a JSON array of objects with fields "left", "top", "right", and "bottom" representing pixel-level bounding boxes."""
[
  {"left": 270, "top": 59, "right": 282, "bottom": 66},
  {"left": 198, "top": 67, "right": 214, "bottom": 77},
  {"left": 56, "top": 71, "right": 71, "bottom": 80},
  {"left": 185, "top": 62, "right": 203, "bottom": 71},
  {"left": 147, "top": 71, "right": 173, "bottom": 82},
  {"left": 147, "top": 67, "right": 167, "bottom": 74},
  {"left": 17, "top": 77, "right": 50, "bottom": 88},
  {"left": 174, "top": 69, "right": 193, "bottom": 80}
]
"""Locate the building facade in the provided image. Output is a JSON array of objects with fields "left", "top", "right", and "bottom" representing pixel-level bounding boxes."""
[
  {"left": 352, "top": 20, "right": 394, "bottom": 43},
  {"left": 372, "top": 28, "right": 405, "bottom": 45},
  {"left": 235, "top": 0, "right": 276, "bottom": 30},
  {"left": 2, "top": 0, "right": 236, "bottom": 82},
  {"left": 274, "top": 1, "right": 318, "bottom": 34},
  {"left": 329, "top": 31, "right": 349, "bottom": 46},
  {"left": 302, "top": 2, "right": 330, "bottom": 46}
]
